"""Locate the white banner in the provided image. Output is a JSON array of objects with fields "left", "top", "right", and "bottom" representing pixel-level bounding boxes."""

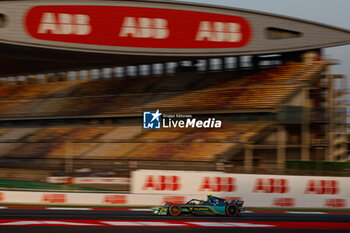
[
  {"left": 0, "top": 191, "right": 348, "bottom": 208},
  {"left": 73, "top": 177, "right": 130, "bottom": 185},
  {"left": 131, "top": 170, "right": 350, "bottom": 197},
  {"left": 47, "top": 177, "right": 130, "bottom": 185}
]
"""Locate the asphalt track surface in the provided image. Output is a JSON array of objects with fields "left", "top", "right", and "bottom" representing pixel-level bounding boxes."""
[{"left": 0, "top": 209, "right": 349, "bottom": 233}]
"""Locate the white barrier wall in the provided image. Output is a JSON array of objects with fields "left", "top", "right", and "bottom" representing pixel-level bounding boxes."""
[
  {"left": 47, "top": 177, "right": 130, "bottom": 184},
  {"left": 131, "top": 170, "right": 350, "bottom": 197},
  {"left": 0, "top": 191, "right": 349, "bottom": 208},
  {"left": 129, "top": 170, "right": 349, "bottom": 208},
  {"left": 0, "top": 170, "right": 349, "bottom": 209}
]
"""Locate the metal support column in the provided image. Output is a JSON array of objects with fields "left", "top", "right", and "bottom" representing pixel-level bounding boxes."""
[
  {"left": 277, "top": 125, "right": 286, "bottom": 170},
  {"left": 302, "top": 88, "right": 310, "bottom": 161},
  {"left": 326, "top": 66, "right": 334, "bottom": 161},
  {"left": 244, "top": 144, "right": 253, "bottom": 172}
]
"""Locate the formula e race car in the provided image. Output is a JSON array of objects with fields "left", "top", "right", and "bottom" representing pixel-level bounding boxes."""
[{"left": 151, "top": 194, "right": 244, "bottom": 217}]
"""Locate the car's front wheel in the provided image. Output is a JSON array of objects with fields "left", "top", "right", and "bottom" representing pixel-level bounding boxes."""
[
  {"left": 168, "top": 204, "right": 182, "bottom": 216},
  {"left": 225, "top": 204, "right": 239, "bottom": 217}
]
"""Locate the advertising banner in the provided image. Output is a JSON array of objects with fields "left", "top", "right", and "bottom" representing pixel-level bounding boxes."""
[
  {"left": 131, "top": 170, "right": 350, "bottom": 197},
  {"left": 25, "top": 5, "right": 251, "bottom": 49},
  {"left": 0, "top": 191, "right": 348, "bottom": 208}
]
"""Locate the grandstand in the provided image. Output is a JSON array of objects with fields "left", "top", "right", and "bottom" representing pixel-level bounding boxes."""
[
  {"left": 0, "top": 0, "right": 348, "bottom": 183},
  {"left": 0, "top": 59, "right": 346, "bottom": 177}
]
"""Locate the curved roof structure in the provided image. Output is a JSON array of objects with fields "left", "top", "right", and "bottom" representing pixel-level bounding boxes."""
[{"left": 0, "top": 0, "right": 349, "bottom": 74}]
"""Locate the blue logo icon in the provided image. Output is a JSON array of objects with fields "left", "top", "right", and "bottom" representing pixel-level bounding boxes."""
[{"left": 143, "top": 109, "right": 162, "bottom": 129}]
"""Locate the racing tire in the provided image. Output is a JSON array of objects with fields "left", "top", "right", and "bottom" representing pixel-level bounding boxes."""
[
  {"left": 225, "top": 204, "right": 239, "bottom": 217},
  {"left": 168, "top": 204, "right": 182, "bottom": 216}
]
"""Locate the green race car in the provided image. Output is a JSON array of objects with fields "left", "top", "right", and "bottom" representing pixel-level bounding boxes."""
[{"left": 151, "top": 194, "right": 244, "bottom": 217}]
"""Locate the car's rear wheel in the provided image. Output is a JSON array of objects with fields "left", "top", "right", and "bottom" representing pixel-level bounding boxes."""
[
  {"left": 225, "top": 204, "right": 239, "bottom": 217},
  {"left": 168, "top": 204, "right": 182, "bottom": 216}
]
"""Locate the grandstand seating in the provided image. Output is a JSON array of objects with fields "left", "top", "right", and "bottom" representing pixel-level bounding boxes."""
[
  {"left": 46, "top": 143, "right": 98, "bottom": 159},
  {"left": 60, "top": 127, "right": 113, "bottom": 142},
  {"left": 0, "top": 60, "right": 328, "bottom": 163},
  {"left": 98, "top": 126, "right": 142, "bottom": 141},
  {"left": 24, "top": 128, "right": 74, "bottom": 142},
  {"left": 139, "top": 130, "right": 185, "bottom": 142},
  {"left": 6, "top": 143, "right": 53, "bottom": 159},
  {"left": 175, "top": 143, "right": 235, "bottom": 161},
  {"left": 0, "top": 61, "right": 327, "bottom": 118},
  {"left": 0, "top": 123, "right": 271, "bottom": 161},
  {"left": 0, "top": 80, "right": 86, "bottom": 100},
  {"left": 0, "top": 128, "right": 39, "bottom": 142},
  {"left": 123, "top": 143, "right": 234, "bottom": 161},
  {"left": 146, "top": 86, "right": 296, "bottom": 111},
  {"left": 83, "top": 143, "right": 141, "bottom": 159},
  {"left": 0, "top": 143, "right": 23, "bottom": 156}
]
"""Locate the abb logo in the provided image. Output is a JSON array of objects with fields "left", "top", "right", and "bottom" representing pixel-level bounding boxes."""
[
  {"left": 162, "top": 196, "right": 185, "bottom": 204},
  {"left": 142, "top": 175, "right": 180, "bottom": 191},
  {"left": 253, "top": 178, "right": 289, "bottom": 193},
  {"left": 41, "top": 194, "right": 66, "bottom": 203},
  {"left": 25, "top": 6, "right": 250, "bottom": 49},
  {"left": 273, "top": 198, "right": 295, "bottom": 207},
  {"left": 304, "top": 180, "right": 339, "bottom": 195},
  {"left": 196, "top": 21, "right": 242, "bottom": 42},
  {"left": 37, "top": 13, "right": 91, "bottom": 35},
  {"left": 324, "top": 199, "right": 346, "bottom": 208},
  {"left": 199, "top": 177, "right": 236, "bottom": 192},
  {"left": 103, "top": 195, "right": 127, "bottom": 205},
  {"left": 119, "top": 17, "right": 169, "bottom": 39},
  {"left": 0, "top": 192, "right": 3, "bottom": 201}
]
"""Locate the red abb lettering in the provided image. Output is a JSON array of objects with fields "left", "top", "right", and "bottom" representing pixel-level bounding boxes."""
[
  {"left": 103, "top": 195, "right": 127, "bottom": 205},
  {"left": 0, "top": 192, "right": 3, "bottom": 201},
  {"left": 199, "top": 177, "right": 236, "bottom": 192},
  {"left": 162, "top": 196, "right": 185, "bottom": 204},
  {"left": 324, "top": 199, "right": 346, "bottom": 208},
  {"left": 41, "top": 193, "right": 66, "bottom": 203},
  {"left": 304, "top": 180, "right": 339, "bottom": 195},
  {"left": 273, "top": 198, "right": 295, "bottom": 207},
  {"left": 253, "top": 178, "right": 289, "bottom": 193},
  {"left": 142, "top": 175, "right": 180, "bottom": 191}
]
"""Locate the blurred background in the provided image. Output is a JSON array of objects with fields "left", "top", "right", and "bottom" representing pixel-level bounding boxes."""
[{"left": 0, "top": 0, "right": 348, "bottom": 195}]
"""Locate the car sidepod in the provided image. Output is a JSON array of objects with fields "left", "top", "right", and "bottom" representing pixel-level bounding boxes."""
[{"left": 181, "top": 205, "right": 226, "bottom": 216}]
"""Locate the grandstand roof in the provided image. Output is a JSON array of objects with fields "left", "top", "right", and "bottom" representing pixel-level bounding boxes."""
[{"left": 0, "top": 0, "right": 349, "bottom": 75}]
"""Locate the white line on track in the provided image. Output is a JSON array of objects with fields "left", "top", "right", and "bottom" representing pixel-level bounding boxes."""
[
  {"left": 130, "top": 209, "right": 152, "bottom": 211},
  {"left": 102, "top": 221, "right": 142, "bottom": 226},
  {"left": 286, "top": 211, "right": 326, "bottom": 214},
  {"left": 187, "top": 222, "right": 274, "bottom": 227}
]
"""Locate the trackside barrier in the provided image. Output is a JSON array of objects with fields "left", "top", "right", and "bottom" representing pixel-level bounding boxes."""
[
  {"left": 0, "top": 191, "right": 349, "bottom": 208},
  {"left": 2, "top": 171, "right": 349, "bottom": 209},
  {"left": 131, "top": 170, "right": 350, "bottom": 197},
  {"left": 47, "top": 177, "right": 130, "bottom": 184}
]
